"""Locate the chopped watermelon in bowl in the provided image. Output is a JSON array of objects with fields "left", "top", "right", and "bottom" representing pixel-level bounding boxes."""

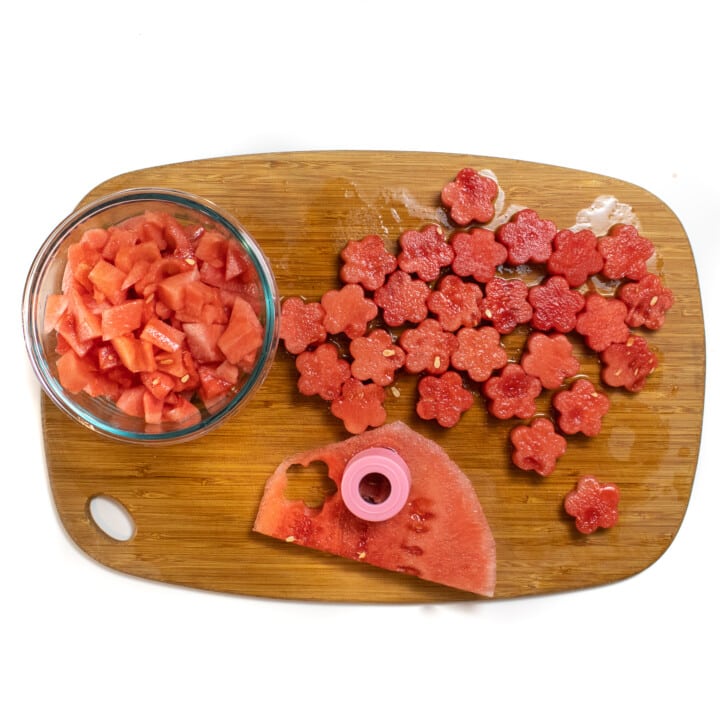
[{"left": 22, "top": 188, "right": 280, "bottom": 444}]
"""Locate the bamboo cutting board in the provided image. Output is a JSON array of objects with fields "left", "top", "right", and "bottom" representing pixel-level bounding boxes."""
[{"left": 41, "top": 151, "right": 704, "bottom": 601}]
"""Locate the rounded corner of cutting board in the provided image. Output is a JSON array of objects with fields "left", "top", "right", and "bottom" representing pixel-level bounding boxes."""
[{"left": 43, "top": 151, "right": 704, "bottom": 602}]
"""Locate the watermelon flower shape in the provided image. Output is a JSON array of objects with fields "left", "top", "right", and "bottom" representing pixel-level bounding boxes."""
[
  {"left": 441, "top": 167, "right": 498, "bottom": 226},
  {"left": 598, "top": 224, "right": 654, "bottom": 281},
  {"left": 450, "top": 227, "right": 508, "bottom": 283},
  {"left": 349, "top": 329, "right": 406, "bottom": 387},
  {"left": 618, "top": 273, "right": 674, "bottom": 330},
  {"left": 547, "top": 228, "right": 604, "bottom": 287},
  {"left": 528, "top": 275, "right": 586, "bottom": 333},
  {"left": 374, "top": 270, "right": 430, "bottom": 327},
  {"left": 279, "top": 296, "right": 327, "bottom": 354},
  {"left": 295, "top": 342, "right": 351, "bottom": 401},
  {"left": 564, "top": 475, "right": 620, "bottom": 534},
  {"left": 575, "top": 293, "right": 630, "bottom": 352},
  {"left": 496, "top": 208, "right": 557, "bottom": 265},
  {"left": 552, "top": 378, "right": 610, "bottom": 436},
  {"left": 340, "top": 234, "right": 398, "bottom": 291},
  {"left": 520, "top": 332, "right": 580, "bottom": 390},
  {"left": 510, "top": 417, "right": 567, "bottom": 476},
  {"left": 400, "top": 318, "right": 459, "bottom": 375},
  {"left": 483, "top": 363, "right": 543, "bottom": 420},
  {"left": 321, "top": 283, "right": 378, "bottom": 339},
  {"left": 451, "top": 326, "right": 508, "bottom": 382},
  {"left": 397, "top": 224, "right": 454, "bottom": 282},
  {"left": 416, "top": 371, "right": 474, "bottom": 428},
  {"left": 330, "top": 377, "right": 386, "bottom": 435},
  {"left": 481, "top": 277, "right": 533, "bottom": 335},
  {"left": 600, "top": 335, "right": 658, "bottom": 392},
  {"left": 426, "top": 274, "right": 484, "bottom": 332}
]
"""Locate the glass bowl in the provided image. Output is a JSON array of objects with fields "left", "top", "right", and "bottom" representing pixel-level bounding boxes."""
[{"left": 22, "top": 188, "right": 280, "bottom": 444}]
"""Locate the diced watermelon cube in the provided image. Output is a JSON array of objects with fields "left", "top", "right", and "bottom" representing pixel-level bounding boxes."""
[
  {"left": 43, "top": 294, "right": 69, "bottom": 334},
  {"left": 80, "top": 227, "right": 110, "bottom": 251},
  {"left": 195, "top": 231, "right": 229, "bottom": 268},
  {"left": 225, "top": 240, "right": 249, "bottom": 281},
  {"left": 140, "top": 370, "right": 176, "bottom": 401},
  {"left": 182, "top": 322, "right": 227, "bottom": 364},
  {"left": 114, "top": 241, "right": 162, "bottom": 274},
  {"left": 88, "top": 259, "right": 128, "bottom": 305},
  {"left": 143, "top": 390, "right": 165, "bottom": 425},
  {"left": 56, "top": 349, "right": 97, "bottom": 393},
  {"left": 66, "top": 241, "right": 101, "bottom": 293},
  {"left": 101, "top": 299, "right": 145, "bottom": 340},
  {"left": 56, "top": 312, "right": 94, "bottom": 357},
  {"left": 156, "top": 266, "right": 200, "bottom": 310},
  {"left": 198, "top": 364, "right": 234, "bottom": 404},
  {"left": 140, "top": 316, "right": 186, "bottom": 353},
  {"left": 116, "top": 386, "right": 146, "bottom": 417},
  {"left": 162, "top": 396, "right": 202, "bottom": 427},
  {"left": 68, "top": 288, "right": 103, "bottom": 342},
  {"left": 110, "top": 335, "right": 157, "bottom": 373},
  {"left": 217, "top": 297, "right": 263, "bottom": 365},
  {"left": 154, "top": 349, "right": 186, "bottom": 378}
]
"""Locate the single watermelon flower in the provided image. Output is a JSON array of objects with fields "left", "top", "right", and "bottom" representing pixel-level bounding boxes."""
[
  {"left": 564, "top": 475, "right": 620, "bottom": 534},
  {"left": 619, "top": 273, "right": 674, "bottom": 330},
  {"left": 547, "top": 228, "right": 604, "bottom": 287},
  {"left": 600, "top": 335, "right": 658, "bottom": 392},
  {"left": 416, "top": 371, "right": 474, "bottom": 428},
  {"left": 598, "top": 224, "right": 654, "bottom": 281},
  {"left": 397, "top": 224, "right": 454, "bottom": 282},
  {"left": 340, "top": 234, "right": 398, "bottom": 291},
  {"left": 441, "top": 168, "right": 498, "bottom": 226},
  {"left": 510, "top": 417, "right": 567, "bottom": 476},
  {"left": 496, "top": 208, "right": 556, "bottom": 265},
  {"left": 330, "top": 377, "right": 387, "bottom": 435},
  {"left": 575, "top": 293, "right": 630, "bottom": 352},
  {"left": 321, "top": 283, "right": 378, "bottom": 339},
  {"left": 520, "top": 332, "right": 580, "bottom": 390},
  {"left": 450, "top": 227, "right": 508, "bottom": 283},
  {"left": 481, "top": 277, "right": 533, "bottom": 335},
  {"left": 552, "top": 378, "right": 610, "bottom": 436},
  {"left": 427, "top": 274, "right": 484, "bottom": 332},
  {"left": 528, "top": 275, "right": 586, "bottom": 333},
  {"left": 279, "top": 296, "right": 327, "bottom": 354},
  {"left": 374, "top": 270, "right": 430, "bottom": 327},
  {"left": 349, "top": 329, "right": 406, "bottom": 387},
  {"left": 295, "top": 342, "right": 351, "bottom": 401},
  {"left": 451, "top": 326, "right": 508, "bottom": 382},
  {"left": 400, "top": 319, "right": 459, "bottom": 375},
  {"left": 483, "top": 363, "right": 542, "bottom": 420}
]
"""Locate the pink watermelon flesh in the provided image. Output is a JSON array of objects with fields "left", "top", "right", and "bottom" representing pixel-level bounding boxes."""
[{"left": 253, "top": 421, "right": 496, "bottom": 597}]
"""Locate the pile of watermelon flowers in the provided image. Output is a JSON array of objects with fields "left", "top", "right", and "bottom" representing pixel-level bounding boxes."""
[{"left": 279, "top": 168, "right": 674, "bottom": 533}]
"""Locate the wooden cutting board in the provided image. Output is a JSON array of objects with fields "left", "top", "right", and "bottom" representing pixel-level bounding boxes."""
[{"left": 41, "top": 151, "right": 704, "bottom": 602}]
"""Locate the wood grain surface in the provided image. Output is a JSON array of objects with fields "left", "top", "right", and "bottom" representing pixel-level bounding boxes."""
[{"left": 41, "top": 151, "right": 705, "bottom": 602}]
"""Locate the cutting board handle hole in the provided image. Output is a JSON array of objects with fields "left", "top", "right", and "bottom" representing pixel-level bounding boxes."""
[{"left": 88, "top": 495, "right": 135, "bottom": 542}]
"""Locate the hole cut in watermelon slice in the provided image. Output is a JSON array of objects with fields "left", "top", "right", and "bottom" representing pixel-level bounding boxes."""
[{"left": 283, "top": 461, "right": 337, "bottom": 510}]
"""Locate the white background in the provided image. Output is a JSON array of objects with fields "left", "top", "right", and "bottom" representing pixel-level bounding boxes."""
[{"left": 3, "top": 1, "right": 718, "bottom": 717}]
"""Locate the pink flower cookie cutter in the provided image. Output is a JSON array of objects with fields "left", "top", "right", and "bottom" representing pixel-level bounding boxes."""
[{"left": 340, "top": 447, "right": 411, "bottom": 522}]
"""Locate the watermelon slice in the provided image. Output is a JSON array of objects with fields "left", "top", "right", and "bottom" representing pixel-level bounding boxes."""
[{"left": 253, "top": 421, "right": 496, "bottom": 597}]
